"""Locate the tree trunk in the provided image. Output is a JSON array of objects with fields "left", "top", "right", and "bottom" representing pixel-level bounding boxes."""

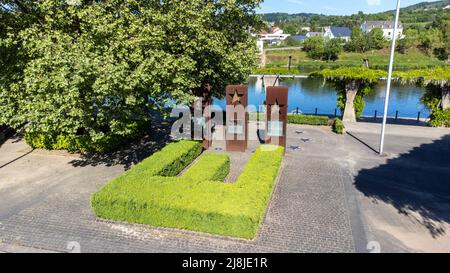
[
  {"left": 343, "top": 81, "right": 358, "bottom": 123},
  {"left": 442, "top": 85, "right": 450, "bottom": 110},
  {"left": 260, "top": 50, "right": 267, "bottom": 68},
  {"left": 363, "top": 58, "right": 369, "bottom": 68}
]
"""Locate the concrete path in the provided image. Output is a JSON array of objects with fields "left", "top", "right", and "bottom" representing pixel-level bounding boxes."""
[
  {"left": 0, "top": 126, "right": 357, "bottom": 253},
  {"left": 344, "top": 122, "right": 450, "bottom": 252}
]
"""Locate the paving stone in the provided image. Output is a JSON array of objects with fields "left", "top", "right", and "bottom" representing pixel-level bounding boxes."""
[{"left": 0, "top": 125, "right": 359, "bottom": 253}]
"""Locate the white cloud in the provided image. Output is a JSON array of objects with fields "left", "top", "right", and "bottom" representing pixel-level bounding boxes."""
[{"left": 366, "top": 0, "right": 382, "bottom": 6}]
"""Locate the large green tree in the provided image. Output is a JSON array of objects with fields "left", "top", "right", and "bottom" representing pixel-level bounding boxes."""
[
  {"left": 396, "top": 67, "right": 450, "bottom": 127},
  {"left": 0, "top": 0, "right": 262, "bottom": 152},
  {"left": 303, "top": 36, "right": 325, "bottom": 60},
  {"left": 397, "top": 28, "right": 420, "bottom": 54},
  {"left": 303, "top": 37, "right": 342, "bottom": 61},
  {"left": 311, "top": 67, "right": 386, "bottom": 122},
  {"left": 323, "top": 38, "right": 343, "bottom": 62},
  {"left": 420, "top": 28, "right": 444, "bottom": 56},
  {"left": 368, "top": 28, "right": 387, "bottom": 50},
  {"left": 347, "top": 27, "right": 369, "bottom": 53}
]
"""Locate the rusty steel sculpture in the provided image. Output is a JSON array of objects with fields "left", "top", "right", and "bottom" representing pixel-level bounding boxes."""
[
  {"left": 266, "top": 86, "right": 289, "bottom": 152},
  {"left": 225, "top": 85, "right": 249, "bottom": 152}
]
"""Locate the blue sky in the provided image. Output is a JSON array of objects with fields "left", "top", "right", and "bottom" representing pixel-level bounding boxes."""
[{"left": 259, "top": 0, "right": 438, "bottom": 15}]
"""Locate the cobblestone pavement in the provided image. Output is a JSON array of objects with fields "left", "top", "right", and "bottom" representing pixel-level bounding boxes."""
[{"left": 7, "top": 123, "right": 434, "bottom": 253}]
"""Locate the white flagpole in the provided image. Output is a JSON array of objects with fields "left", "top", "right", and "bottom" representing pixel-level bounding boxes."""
[{"left": 379, "top": 0, "right": 401, "bottom": 155}]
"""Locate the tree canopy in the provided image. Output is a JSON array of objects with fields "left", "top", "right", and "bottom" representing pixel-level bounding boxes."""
[
  {"left": 310, "top": 67, "right": 387, "bottom": 120},
  {"left": 0, "top": 0, "right": 262, "bottom": 151},
  {"left": 311, "top": 66, "right": 450, "bottom": 126},
  {"left": 394, "top": 67, "right": 450, "bottom": 86},
  {"left": 303, "top": 37, "right": 343, "bottom": 61}
]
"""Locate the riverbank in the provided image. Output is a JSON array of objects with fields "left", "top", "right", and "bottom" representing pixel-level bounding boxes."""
[{"left": 262, "top": 48, "right": 449, "bottom": 71}]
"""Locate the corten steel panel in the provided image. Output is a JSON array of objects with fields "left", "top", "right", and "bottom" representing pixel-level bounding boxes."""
[
  {"left": 226, "top": 85, "right": 248, "bottom": 152},
  {"left": 266, "top": 86, "right": 288, "bottom": 151}
]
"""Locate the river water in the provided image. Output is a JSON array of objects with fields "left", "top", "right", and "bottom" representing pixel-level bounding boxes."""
[{"left": 213, "top": 77, "right": 430, "bottom": 119}]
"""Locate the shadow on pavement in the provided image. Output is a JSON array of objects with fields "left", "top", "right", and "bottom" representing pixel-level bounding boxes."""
[
  {"left": 0, "top": 148, "right": 35, "bottom": 169},
  {"left": 69, "top": 122, "right": 173, "bottom": 170},
  {"left": 346, "top": 131, "right": 379, "bottom": 154},
  {"left": 354, "top": 134, "right": 450, "bottom": 238}
]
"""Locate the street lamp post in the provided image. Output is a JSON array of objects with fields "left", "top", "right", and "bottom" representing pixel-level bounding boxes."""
[{"left": 379, "top": 0, "right": 401, "bottom": 155}]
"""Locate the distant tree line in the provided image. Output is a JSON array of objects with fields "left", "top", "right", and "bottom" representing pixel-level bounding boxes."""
[
  {"left": 300, "top": 28, "right": 387, "bottom": 62},
  {"left": 264, "top": 4, "right": 450, "bottom": 34},
  {"left": 270, "top": 7, "right": 450, "bottom": 62},
  {"left": 397, "top": 19, "right": 450, "bottom": 60}
]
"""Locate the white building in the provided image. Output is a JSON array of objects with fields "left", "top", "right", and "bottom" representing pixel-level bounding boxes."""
[
  {"left": 305, "top": 32, "right": 324, "bottom": 38},
  {"left": 323, "top": 26, "right": 352, "bottom": 42},
  {"left": 361, "top": 21, "right": 404, "bottom": 40}
]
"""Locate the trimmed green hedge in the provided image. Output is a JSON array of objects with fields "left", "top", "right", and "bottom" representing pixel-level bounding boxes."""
[
  {"left": 288, "top": 114, "right": 329, "bottom": 126},
  {"left": 182, "top": 153, "right": 230, "bottom": 182},
  {"left": 91, "top": 143, "right": 283, "bottom": 239},
  {"left": 130, "top": 140, "right": 203, "bottom": 177},
  {"left": 333, "top": 119, "right": 345, "bottom": 134}
]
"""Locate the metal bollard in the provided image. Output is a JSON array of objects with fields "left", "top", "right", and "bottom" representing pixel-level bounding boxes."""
[
  {"left": 395, "top": 111, "right": 399, "bottom": 120},
  {"left": 417, "top": 112, "right": 421, "bottom": 122},
  {"left": 374, "top": 110, "right": 378, "bottom": 120}
]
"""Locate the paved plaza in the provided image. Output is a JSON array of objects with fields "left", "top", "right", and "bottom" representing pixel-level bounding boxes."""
[{"left": 0, "top": 122, "right": 449, "bottom": 253}]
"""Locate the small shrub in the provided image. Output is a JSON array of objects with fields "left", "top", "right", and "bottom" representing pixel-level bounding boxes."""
[
  {"left": 421, "top": 84, "right": 450, "bottom": 128},
  {"left": 429, "top": 108, "right": 450, "bottom": 128},
  {"left": 288, "top": 114, "right": 329, "bottom": 126},
  {"left": 23, "top": 121, "right": 151, "bottom": 153},
  {"left": 333, "top": 118, "right": 345, "bottom": 134}
]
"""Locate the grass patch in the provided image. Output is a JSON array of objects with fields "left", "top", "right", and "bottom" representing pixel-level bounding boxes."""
[
  {"left": 288, "top": 114, "right": 329, "bottom": 126},
  {"left": 91, "top": 142, "right": 284, "bottom": 239},
  {"left": 253, "top": 67, "right": 302, "bottom": 75}
]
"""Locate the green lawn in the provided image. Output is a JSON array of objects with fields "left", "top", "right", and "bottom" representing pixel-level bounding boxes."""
[
  {"left": 91, "top": 140, "right": 284, "bottom": 239},
  {"left": 264, "top": 48, "right": 449, "bottom": 72}
]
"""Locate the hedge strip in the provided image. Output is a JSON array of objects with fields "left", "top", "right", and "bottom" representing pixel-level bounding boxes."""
[{"left": 288, "top": 114, "right": 329, "bottom": 126}]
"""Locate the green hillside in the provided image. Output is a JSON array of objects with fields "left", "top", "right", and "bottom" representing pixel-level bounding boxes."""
[{"left": 261, "top": 1, "right": 450, "bottom": 29}]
